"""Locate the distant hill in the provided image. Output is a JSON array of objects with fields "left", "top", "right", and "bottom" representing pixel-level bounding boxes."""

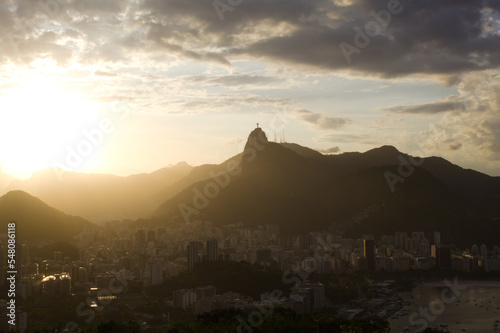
[
  {"left": 152, "top": 155, "right": 242, "bottom": 208},
  {"left": 6, "top": 162, "right": 193, "bottom": 222},
  {"left": 0, "top": 191, "right": 94, "bottom": 242},
  {"left": 0, "top": 169, "right": 17, "bottom": 195},
  {"left": 151, "top": 128, "right": 500, "bottom": 247}
]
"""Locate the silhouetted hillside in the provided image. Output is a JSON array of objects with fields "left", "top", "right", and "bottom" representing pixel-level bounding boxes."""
[
  {"left": 152, "top": 128, "right": 500, "bottom": 246},
  {"left": 0, "top": 169, "right": 17, "bottom": 194},
  {"left": 0, "top": 191, "right": 94, "bottom": 241},
  {"left": 152, "top": 155, "right": 242, "bottom": 207},
  {"left": 7, "top": 162, "right": 193, "bottom": 222}
]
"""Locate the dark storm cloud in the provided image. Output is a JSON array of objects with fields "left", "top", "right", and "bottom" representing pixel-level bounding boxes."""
[
  {"left": 239, "top": 0, "right": 500, "bottom": 76},
  {"left": 1, "top": 0, "right": 499, "bottom": 77},
  {"left": 138, "top": 0, "right": 500, "bottom": 77}
]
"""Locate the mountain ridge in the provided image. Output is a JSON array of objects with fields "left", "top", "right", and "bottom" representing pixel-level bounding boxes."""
[
  {"left": 0, "top": 190, "right": 94, "bottom": 242},
  {"left": 149, "top": 128, "right": 500, "bottom": 246},
  {"left": 5, "top": 162, "right": 194, "bottom": 222},
  {"left": 3, "top": 127, "right": 499, "bottom": 247}
]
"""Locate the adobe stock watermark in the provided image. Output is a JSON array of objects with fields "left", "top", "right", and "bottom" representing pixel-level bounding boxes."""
[
  {"left": 64, "top": 271, "right": 132, "bottom": 332},
  {"left": 178, "top": 129, "right": 267, "bottom": 224},
  {"left": 179, "top": 111, "right": 290, "bottom": 224},
  {"left": 408, "top": 277, "right": 467, "bottom": 332},
  {"left": 237, "top": 236, "right": 334, "bottom": 333},
  {"left": 51, "top": 103, "right": 130, "bottom": 182},
  {"left": 383, "top": 133, "right": 443, "bottom": 192},
  {"left": 339, "top": 0, "right": 405, "bottom": 64},
  {"left": 384, "top": 154, "right": 424, "bottom": 192}
]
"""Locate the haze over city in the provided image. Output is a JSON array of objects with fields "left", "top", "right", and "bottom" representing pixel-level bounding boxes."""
[{"left": 1, "top": 1, "right": 500, "bottom": 333}]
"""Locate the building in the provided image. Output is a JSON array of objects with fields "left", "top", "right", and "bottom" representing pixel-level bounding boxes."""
[
  {"left": 147, "top": 230, "right": 155, "bottom": 242},
  {"left": 151, "top": 262, "right": 163, "bottom": 286},
  {"left": 207, "top": 238, "right": 218, "bottom": 262},
  {"left": 42, "top": 274, "right": 71, "bottom": 297},
  {"left": 375, "top": 257, "right": 393, "bottom": 271},
  {"left": 436, "top": 246, "right": 452, "bottom": 269},
  {"left": 392, "top": 257, "right": 411, "bottom": 271},
  {"left": 256, "top": 248, "right": 272, "bottom": 263},
  {"left": 54, "top": 251, "right": 63, "bottom": 262},
  {"left": 0, "top": 303, "right": 27, "bottom": 333},
  {"left": 290, "top": 281, "right": 325, "bottom": 312},
  {"left": 16, "top": 243, "right": 24, "bottom": 278},
  {"left": 187, "top": 242, "right": 199, "bottom": 271},
  {"left": 433, "top": 231, "right": 441, "bottom": 245},
  {"left": 480, "top": 244, "right": 488, "bottom": 258},
  {"left": 196, "top": 285, "right": 216, "bottom": 299},
  {"left": 173, "top": 289, "right": 197, "bottom": 309},
  {"left": 363, "top": 239, "right": 375, "bottom": 270},
  {"left": 78, "top": 267, "right": 88, "bottom": 282},
  {"left": 135, "top": 229, "right": 146, "bottom": 245},
  {"left": 0, "top": 243, "right": 3, "bottom": 286},
  {"left": 395, "top": 232, "right": 407, "bottom": 250},
  {"left": 96, "top": 273, "right": 115, "bottom": 289},
  {"left": 17, "top": 310, "right": 28, "bottom": 333}
]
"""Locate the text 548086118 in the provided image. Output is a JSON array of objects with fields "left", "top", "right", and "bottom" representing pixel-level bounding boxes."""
[
  {"left": 7, "top": 223, "right": 16, "bottom": 272},
  {"left": 6, "top": 222, "right": 16, "bottom": 327}
]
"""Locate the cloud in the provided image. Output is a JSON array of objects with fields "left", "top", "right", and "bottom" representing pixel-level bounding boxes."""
[
  {"left": 226, "top": 138, "right": 243, "bottom": 146},
  {"left": 322, "top": 133, "right": 377, "bottom": 145},
  {"left": 231, "top": 0, "right": 500, "bottom": 77},
  {"left": 185, "top": 74, "right": 283, "bottom": 87},
  {"left": 420, "top": 71, "right": 500, "bottom": 161},
  {"left": 94, "top": 70, "right": 118, "bottom": 77},
  {"left": 148, "top": 94, "right": 297, "bottom": 114},
  {"left": 291, "top": 109, "right": 351, "bottom": 130},
  {"left": 318, "top": 146, "right": 340, "bottom": 154},
  {"left": 448, "top": 142, "right": 463, "bottom": 151},
  {"left": 1, "top": 0, "right": 499, "bottom": 79},
  {"left": 384, "top": 97, "right": 465, "bottom": 114}
]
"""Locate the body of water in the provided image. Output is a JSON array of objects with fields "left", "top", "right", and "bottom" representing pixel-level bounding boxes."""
[{"left": 389, "top": 280, "right": 500, "bottom": 333}]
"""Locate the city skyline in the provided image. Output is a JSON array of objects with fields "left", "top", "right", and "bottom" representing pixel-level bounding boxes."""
[{"left": 1, "top": 1, "right": 500, "bottom": 331}]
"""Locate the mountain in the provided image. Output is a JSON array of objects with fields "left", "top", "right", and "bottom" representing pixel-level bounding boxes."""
[
  {"left": 6, "top": 162, "right": 193, "bottom": 222},
  {"left": 0, "top": 169, "right": 17, "bottom": 195},
  {"left": 152, "top": 156, "right": 243, "bottom": 208},
  {"left": 0, "top": 191, "right": 93, "bottom": 241},
  {"left": 151, "top": 127, "right": 500, "bottom": 247}
]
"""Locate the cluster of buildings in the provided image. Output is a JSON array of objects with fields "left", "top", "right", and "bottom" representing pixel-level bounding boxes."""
[
  {"left": 171, "top": 281, "right": 326, "bottom": 315},
  {"left": 350, "top": 231, "right": 500, "bottom": 273},
  {"left": 3, "top": 222, "right": 500, "bottom": 296},
  {"left": 1, "top": 220, "right": 500, "bottom": 331}
]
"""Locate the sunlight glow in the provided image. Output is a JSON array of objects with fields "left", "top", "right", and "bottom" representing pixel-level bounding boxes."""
[{"left": 0, "top": 77, "right": 100, "bottom": 179}]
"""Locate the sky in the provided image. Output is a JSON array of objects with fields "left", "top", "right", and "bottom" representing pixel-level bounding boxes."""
[{"left": 0, "top": 0, "right": 499, "bottom": 179}]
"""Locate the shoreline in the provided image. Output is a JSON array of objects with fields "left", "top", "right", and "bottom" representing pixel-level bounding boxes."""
[
  {"left": 390, "top": 280, "right": 500, "bottom": 333},
  {"left": 418, "top": 279, "right": 500, "bottom": 288}
]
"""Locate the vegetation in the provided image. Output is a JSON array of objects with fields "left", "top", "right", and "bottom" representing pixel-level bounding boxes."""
[
  {"left": 160, "top": 308, "right": 389, "bottom": 333},
  {"left": 148, "top": 261, "right": 290, "bottom": 299},
  {"left": 27, "top": 309, "right": 388, "bottom": 333}
]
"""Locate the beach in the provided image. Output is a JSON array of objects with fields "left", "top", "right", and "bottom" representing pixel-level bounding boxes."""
[{"left": 389, "top": 280, "right": 500, "bottom": 333}]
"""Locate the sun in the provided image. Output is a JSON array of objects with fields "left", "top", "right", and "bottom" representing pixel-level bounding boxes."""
[{"left": 0, "top": 78, "right": 100, "bottom": 179}]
